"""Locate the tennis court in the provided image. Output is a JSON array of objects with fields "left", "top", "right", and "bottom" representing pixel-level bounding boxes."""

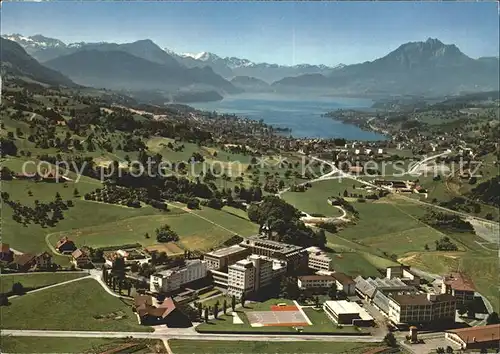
[{"left": 246, "top": 304, "right": 311, "bottom": 327}]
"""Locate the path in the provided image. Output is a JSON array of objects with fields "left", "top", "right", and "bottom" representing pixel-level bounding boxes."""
[
  {"left": 7, "top": 274, "right": 91, "bottom": 299},
  {"left": 0, "top": 329, "right": 383, "bottom": 342},
  {"left": 88, "top": 269, "right": 128, "bottom": 299},
  {"left": 168, "top": 203, "right": 240, "bottom": 236}
]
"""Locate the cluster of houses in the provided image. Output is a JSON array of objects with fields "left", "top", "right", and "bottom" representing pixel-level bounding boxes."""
[
  {"left": 55, "top": 237, "right": 92, "bottom": 268},
  {"left": 0, "top": 243, "right": 53, "bottom": 271}
]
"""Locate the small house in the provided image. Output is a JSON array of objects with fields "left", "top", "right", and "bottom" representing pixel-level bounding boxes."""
[
  {"left": 134, "top": 295, "right": 191, "bottom": 327},
  {"left": 0, "top": 243, "right": 14, "bottom": 262},
  {"left": 56, "top": 237, "right": 77, "bottom": 254},
  {"left": 72, "top": 249, "right": 92, "bottom": 268}
]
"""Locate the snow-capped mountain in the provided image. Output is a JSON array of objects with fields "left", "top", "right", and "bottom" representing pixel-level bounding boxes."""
[
  {"left": 2, "top": 34, "right": 66, "bottom": 54},
  {"left": 170, "top": 49, "right": 340, "bottom": 82}
]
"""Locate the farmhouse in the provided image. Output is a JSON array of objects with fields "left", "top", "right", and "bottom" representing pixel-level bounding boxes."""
[
  {"left": 0, "top": 243, "right": 14, "bottom": 262},
  {"left": 55, "top": 237, "right": 77, "bottom": 254},
  {"left": 72, "top": 249, "right": 92, "bottom": 268},
  {"left": 441, "top": 272, "right": 476, "bottom": 304},
  {"left": 12, "top": 252, "right": 52, "bottom": 271},
  {"left": 133, "top": 295, "right": 190, "bottom": 327},
  {"left": 445, "top": 324, "right": 500, "bottom": 350},
  {"left": 323, "top": 300, "right": 374, "bottom": 326}
]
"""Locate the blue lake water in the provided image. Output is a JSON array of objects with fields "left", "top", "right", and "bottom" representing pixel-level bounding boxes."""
[{"left": 189, "top": 93, "right": 386, "bottom": 141}]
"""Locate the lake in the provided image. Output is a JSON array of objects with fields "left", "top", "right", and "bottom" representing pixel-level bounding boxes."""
[{"left": 189, "top": 93, "right": 386, "bottom": 141}]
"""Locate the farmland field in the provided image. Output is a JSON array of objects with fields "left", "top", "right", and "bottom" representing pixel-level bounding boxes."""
[
  {"left": 0, "top": 278, "right": 151, "bottom": 331},
  {"left": 0, "top": 272, "right": 88, "bottom": 293}
]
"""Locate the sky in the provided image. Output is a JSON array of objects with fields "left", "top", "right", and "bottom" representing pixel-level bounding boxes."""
[{"left": 2, "top": 1, "right": 499, "bottom": 66}]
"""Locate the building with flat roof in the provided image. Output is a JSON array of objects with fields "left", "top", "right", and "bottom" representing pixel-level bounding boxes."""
[
  {"left": 387, "top": 293, "right": 456, "bottom": 326},
  {"left": 441, "top": 272, "right": 476, "bottom": 304},
  {"left": 298, "top": 275, "right": 336, "bottom": 290},
  {"left": 306, "top": 246, "right": 333, "bottom": 271},
  {"left": 386, "top": 266, "right": 421, "bottom": 287},
  {"left": 203, "top": 244, "right": 251, "bottom": 271},
  {"left": 227, "top": 254, "right": 285, "bottom": 298},
  {"left": 150, "top": 259, "right": 207, "bottom": 294},
  {"left": 240, "top": 237, "right": 308, "bottom": 272},
  {"left": 445, "top": 324, "right": 500, "bottom": 350},
  {"left": 323, "top": 300, "right": 374, "bottom": 326}
]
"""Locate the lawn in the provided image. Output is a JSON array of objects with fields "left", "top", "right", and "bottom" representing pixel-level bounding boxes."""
[
  {"left": 0, "top": 278, "right": 151, "bottom": 332},
  {"left": 336, "top": 199, "right": 446, "bottom": 256},
  {"left": 168, "top": 339, "right": 381, "bottom": 354},
  {"left": 47, "top": 205, "right": 258, "bottom": 251},
  {"left": 328, "top": 252, "right": 391, "bottom": 278},
  {"left": 196, "top": 298, "right": 365, "bottom": 334},
  {"left": 282, "top": 179, "right": 367, "bottom": 217},
  {"left": 0, "top": 272, "right": 88, "bottom": 293},
  {"left": 0, "top": 337, "right": 165, "bottom": 353}
]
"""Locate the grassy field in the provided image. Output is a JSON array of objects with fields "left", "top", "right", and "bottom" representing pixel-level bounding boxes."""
[
  {"left": 47, "top": 205, "right": 258, "bottom": 251},
  {"left": 0, "top": 272, "right": 87, "bottom": 293},
  {"left": 0, "top": 278, "right": 151, "bottom": 332},
  {"left": 168, "top": 339, "right": 382, "bottom": 354},
  {"left": 0, "top": 337, "right": 165, "bottom": 354},
  {"left": 328, "top": 252, "right": 395, "bottom": 278},
  {"left": 337, "top": 198, "right": 449, "bottom": 256},
  {"left": 282, "top": 179, "right": 367, "bottom": 217}
]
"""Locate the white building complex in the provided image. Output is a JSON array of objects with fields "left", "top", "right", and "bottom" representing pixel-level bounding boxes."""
[
  {"left": 227, "top": 254, "right": 286, "bottom": 298},
  {"left": 150, "top": 259, "right": 207, "bottom": 293},
  {"left": 306, "top": 246, "right": 333, "bottom": 271},
  {"left": 323, "top": 300, "right": 374, "bottom": 326}
]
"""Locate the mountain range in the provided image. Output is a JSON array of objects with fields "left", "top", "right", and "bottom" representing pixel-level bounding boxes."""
[{"left": 3, "top": 34, "right": 499, "bottom": 99}]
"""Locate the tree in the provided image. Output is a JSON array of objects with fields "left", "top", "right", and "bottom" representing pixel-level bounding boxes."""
[
  {"left": 480, "top": 349, "right": 487, "bottom": 354},
  {"left": 102, "top": 267, "right": 108, "bottom": 283},
  {"left": 231, "top": 295, "right": 236, "bottom": 312},
  {"left": 241, "top": 293, "right": 246, "bottom": 308},
  {"left": 223, "top": 298, "right": 227, "bottom": 314},
  {"left": 197, "top": 302, "right": 203, "bottom": 318},
  {"left": 328, "top": 284, "right": 338, "bottom": 300},
  {"left": 213, "top": 303, "right": 219, "bottom": 319},
  {"left": 424, "top": 243, "right": 429, "bottom": 251},
  {"left": 383, "top": 332, "right": 397, "bottom": 347},
  {"left": 73, "top": 188, "right": 80, "bottom": 197},
  {"left": 11, "top": 282, "right": 25, "bottom": 295},
  {"left": 156, "top": 224, "right": 179, "bottom": 243},
  {"left": 0, "top": 293, "right": 9, "bottom": 306},
  {"left": 466, "top": 301, "right": 476, "bottom": 319},
  {"left": 487, "top": 311, "right": 500, "bottom": 325},
  {"left": 314, "top": 296, "right": 320, "bottom": 308},
  {"left": 204, "top": 307, "right": 209, "bottom": 323},
  {"left": 436, "top": 347, "right": 445, "bottom": 354},
  {"left": 446, "top": 346, "right": 454, "bottom": 353}
]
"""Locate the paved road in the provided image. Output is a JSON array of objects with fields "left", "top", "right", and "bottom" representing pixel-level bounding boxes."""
[{"left": 0, "top": 329, "right": 383, "bottom": 342}]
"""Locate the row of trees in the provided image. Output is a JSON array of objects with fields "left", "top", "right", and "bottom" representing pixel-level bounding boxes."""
[{"left": 196, "top": 294, "right": 245, "bottom": 323}]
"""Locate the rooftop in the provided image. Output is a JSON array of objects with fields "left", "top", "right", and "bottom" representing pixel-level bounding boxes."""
[
  {"left": 241, "top": 237, "right": 304, "bottom": 255},
  {"left": 443, "top": 272, "right": 476, "bottom": 292},
  {"left": 446, "top": 324, "right": 500, "bottom": 344},
  {"left": 324, "top": 300, "right": 373, "bottom": 321},
  {"left": 298, "top": 275, "right": 336, "bottom": 281},
  {"left": 205, "top": 244, "right": 248, "bottom": 258},
  {"left": 332, "top": 272, "right": 355, "bottom": 285}
]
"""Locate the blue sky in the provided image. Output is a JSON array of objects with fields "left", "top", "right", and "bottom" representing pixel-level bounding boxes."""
[{"left": 2, "top": 1, "right": 499, "bottom": 66}]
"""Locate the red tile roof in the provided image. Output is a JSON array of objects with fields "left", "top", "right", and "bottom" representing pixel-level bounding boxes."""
[
  {"left": 0, "top": 243, "right": 10, "bottom": 253},
  {"left": 298, "top": 275, "right": 336, "bottom": 281},
  {"left": 447, "top": 324, "right": 500, "bottom": 344}
]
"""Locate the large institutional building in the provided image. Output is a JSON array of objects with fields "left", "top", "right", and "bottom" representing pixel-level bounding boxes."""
[
  {"left": 150, "top": 259, "right": 207, "bottom": 293},
  {"left": 387, "top": 293, "right": 456, "bottom": 325},
  {"left": 203, "top": 244, "right": 251, "bottom": 271}
]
